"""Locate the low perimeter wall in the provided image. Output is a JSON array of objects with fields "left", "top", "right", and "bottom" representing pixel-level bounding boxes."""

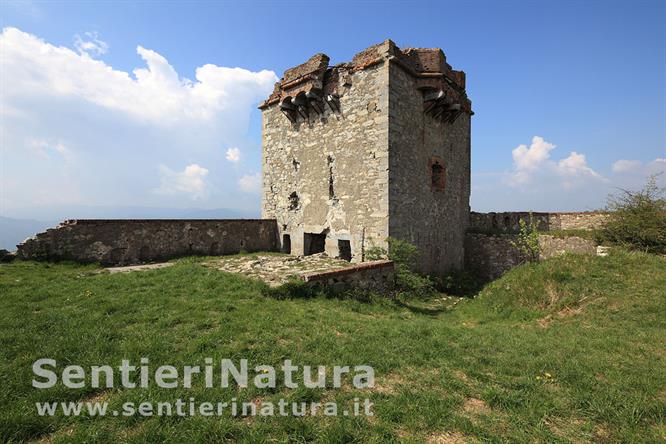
[
  {"left": 469, "top": 211, "right": 607, "bottom": 233},
  {"left": 465, "top": 233, "right": 598, "bottom": 280},
  {"left": 16, "top": 219, "right": 279, "bottom": 265},
  {"left": 301, "top": 260, "right": 395, "bottom": 292}
]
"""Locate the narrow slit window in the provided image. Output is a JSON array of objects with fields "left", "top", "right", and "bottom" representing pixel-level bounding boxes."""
[{"left": 430, "top": 157, "right": 446, "bottom": 191}]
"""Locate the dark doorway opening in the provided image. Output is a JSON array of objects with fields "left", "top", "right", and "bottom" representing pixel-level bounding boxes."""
[
  {"left": 338, "top": 240, "right": 352, "bottom": 261},
  {"left": 304, "top": 232, "right": 326, "bottom": 256},
  {"left": 282, "top": 234, "right": 291, "bottom": 254}
]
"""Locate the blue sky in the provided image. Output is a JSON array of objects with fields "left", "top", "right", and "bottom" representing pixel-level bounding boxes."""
[{"left": 1, "top": 0, "right": 664, "bottom": 220}]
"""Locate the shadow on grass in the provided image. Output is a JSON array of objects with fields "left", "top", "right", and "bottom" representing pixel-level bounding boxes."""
[
  {"left": 260, "top": 267, "right": 488, "bottom": 311},
  {"left": 260, "top": 280, "right": 380, "bottom": 303},
  {"left": 391, "top": 298, "right": 451, "bottom": 316},
  {"left": 434, "top": 269, "right": 487, "bottom": 298}
]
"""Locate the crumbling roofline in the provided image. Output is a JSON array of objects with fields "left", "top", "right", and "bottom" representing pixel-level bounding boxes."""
[{"left": 258, "top": 40, "right": 471, "bottom": 111}]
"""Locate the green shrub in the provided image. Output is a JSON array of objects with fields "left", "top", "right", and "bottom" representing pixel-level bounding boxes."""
[
  {"left": 599, "top": 174, "right": 666, "bottom": 254},
  {"left": 366, "top": 237, "right": 436, "bottom": 298},
  {"left": 364, "top": 241, "right": 386, "bottom": 262},
  {"left": 511, "top": 212, "right": 541, "bottom": 262}
]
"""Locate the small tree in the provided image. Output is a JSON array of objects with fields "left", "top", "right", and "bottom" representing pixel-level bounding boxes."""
[
  {"left": 599, "top": 174, "right": 666, "bottom": 254},
  {"left": 511, "top": 213, "right": 541, "bottom": 262}
]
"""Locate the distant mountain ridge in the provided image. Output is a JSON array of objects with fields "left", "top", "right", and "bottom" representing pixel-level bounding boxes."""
[{"left": 0, "top": 217, "right": 57, "bottom": 251}]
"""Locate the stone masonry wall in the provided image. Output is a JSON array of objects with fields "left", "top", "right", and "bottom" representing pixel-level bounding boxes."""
[
  {"left": 464, "top": 233, "right": 598, "bottom": 280},
  {"left": 388, "top": 62, "right": 471, "bottom": 275},
  {"left": 469, "top": 211, "right": 607, "bottom": 233},
  {"left": 16, "top": 219, "right": 278, "bottom": 265},
  {"left": 556, "top": 212, "right": 607, "bottom": 230},
  {"left": 261, "top": 59, "right": 390, "bottom": 262},
  {"left": 300, "top": 260, "right": 394, "bottom": 293},
  {"left": 539, "top": 235, "right": 597, "bottom": 259}
]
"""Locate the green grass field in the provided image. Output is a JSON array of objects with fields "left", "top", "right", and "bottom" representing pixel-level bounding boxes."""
[{"left": 0, "top": 250, "right": 664, "bottom": 443}]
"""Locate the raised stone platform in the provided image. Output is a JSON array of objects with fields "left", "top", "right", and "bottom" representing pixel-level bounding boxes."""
[{"left": 206, "top": 253, "right": 394, "bottom": 291}]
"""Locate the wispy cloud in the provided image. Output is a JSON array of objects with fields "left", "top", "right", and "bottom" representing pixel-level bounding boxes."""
[
  {"left": 612, "top": 158, "right": 665, "bottom": 175},
  {"left": 238, "top": 172, "right": 261, "bottom": 194},
  {"left": 74, "top": 31, "right": 108, "bottom": 57},
  {"left": 155, "top": 164, "right": 210, "bottom": 200}
]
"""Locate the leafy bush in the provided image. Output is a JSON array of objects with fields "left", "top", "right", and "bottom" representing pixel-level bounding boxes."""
[
  {"left": 364, "top": 242, "right": 386, "bottom": 262},
  {"left": 599, "top": 174, "right": 666, "bottom": 254},
  {"left": 366, "top": 237, "right": 436, "bottom": 298}
]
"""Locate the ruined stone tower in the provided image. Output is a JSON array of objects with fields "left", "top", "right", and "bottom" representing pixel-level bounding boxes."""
[{"left": 260, "top": 40, "right": 472, "bottom": 275}]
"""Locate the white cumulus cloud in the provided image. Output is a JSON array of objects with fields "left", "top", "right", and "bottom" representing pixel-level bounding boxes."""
[
  {"left": 226, "top": 147, "right": 241, "bottom": 164},
  {"left": 0, "top": 27, "right": 277, "bottom": 214},
  {"left": 473, "top": 136, "right": 666, "bottom": 211},
  {"left": 506, "top": 136, "right": 604, "bottom": 187},
  {"left": 0, "top": 27, "right": 277, "bottom": 125},
  {"left": 557, "top": 151, "right": 602, "bottom": 178},
  {"left": 156, "top": 164, "right": 210, "bottom": 200},
  {"left": 511, "top": 136, "right": 556, "bottom": 172},
  {"left": 238, "top": 172, "right": 261, "bottom": 194}
]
